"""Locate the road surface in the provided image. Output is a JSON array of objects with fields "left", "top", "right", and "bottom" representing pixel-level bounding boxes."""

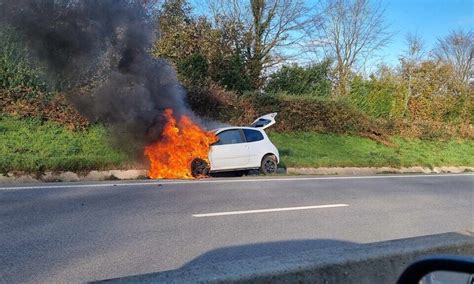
[{"left": 1, "top": 174, "right": 473, "bottom": 283}]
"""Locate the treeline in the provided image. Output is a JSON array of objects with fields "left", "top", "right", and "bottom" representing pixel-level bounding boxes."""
[
  {"left": 155, "top": 0, "right": 473, "bottom": 139},
  {"left": 1, "top": 0, "right": 473, "bottom": 140}
]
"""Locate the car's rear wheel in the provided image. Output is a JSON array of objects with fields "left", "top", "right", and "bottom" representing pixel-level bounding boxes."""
[
  {"left": 260, "top": 154, "right": 277, "bottom": 175},
  {"left": 191, "top": 158, "right": 210, "bottom": 178}
]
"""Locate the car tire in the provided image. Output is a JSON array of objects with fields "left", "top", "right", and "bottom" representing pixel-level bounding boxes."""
[
  {"left": 191, "top": 158, "right": 210, "bottom": 178},
  {"left": 260, "top": 154, "right": 277, "bottom": 175}
]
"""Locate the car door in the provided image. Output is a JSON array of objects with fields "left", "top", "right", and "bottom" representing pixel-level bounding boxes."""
[
  {"left": 209, "top": 129, "right": 250, "bottom": 171},
  {"left": 242, "top": 128, "right": 266, "bottom": 168}
]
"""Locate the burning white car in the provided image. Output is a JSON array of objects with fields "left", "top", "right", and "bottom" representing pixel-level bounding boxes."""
[{"left": 191, "top": 113, "right": 280, "bottom": 176}]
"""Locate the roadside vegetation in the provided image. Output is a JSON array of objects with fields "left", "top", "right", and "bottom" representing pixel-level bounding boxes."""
[
  {"left": 0, "top": 0, "right": 473, "bottom": 173},
  {"left": 270, "top": 132, "right": 474, "bottom": 168},
  {"left": 2, "top": 114, "right": 472, "bottom": 173},
  {"left": 0, "top": 116, "right": 126, "bottom": 173}
]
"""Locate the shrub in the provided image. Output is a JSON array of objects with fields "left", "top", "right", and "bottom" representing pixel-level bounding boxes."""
[
  {"left": 1, "top": 88, "right": 89, "bottom": 129},
  {"left": 177, "top": 53, "right": 209, "bottom": 88},
  {"left": 404, "top": 61, "right": 470, "bottom": 123},
  {"left": 0, "top": 27, "right": 49, "bottom": 97},
  {"left": 0, "top": 27, "right": 88, "bottom": 128},
  {"left": 349, "top": 75, "right": 405, "bottom": 120},
  {"left": 187, "top": 87, "right": 388, "bottom": 143},
  {"left": 265, "top": 60, "right": 332, "bottom": 96},
  {"left": 398, "top": 120, "right": 474, "bottom": 140},
  {"left": 211, "top": 54, "right": 252, "bottom": 92}
]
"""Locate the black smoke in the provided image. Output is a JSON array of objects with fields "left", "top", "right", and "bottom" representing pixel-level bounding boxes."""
[{"left": 0, "top": 0, "right": 192, "bottom": 155}]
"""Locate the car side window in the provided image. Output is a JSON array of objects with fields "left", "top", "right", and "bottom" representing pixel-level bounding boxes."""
[
  {"left": 243, "top": 129, "right": 264, "bottom": 142},
  {"left": 215, "top": 129, "right": 244, "bottom": 145}
]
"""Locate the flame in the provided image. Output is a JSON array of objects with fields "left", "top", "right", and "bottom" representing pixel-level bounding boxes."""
[{"left": 144, "top": 109, "right": 217, "bottom": 179}]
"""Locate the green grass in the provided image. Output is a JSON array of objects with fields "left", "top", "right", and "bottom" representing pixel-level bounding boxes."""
[
  {"left": 1, "top": 115, "right": 473, "bottom": 173},
  {"left": 0, "top": 115, "right": 127, "bottom": 173},
  {"left": 269, "top": 132, "right": 474, "bottom": 168}
]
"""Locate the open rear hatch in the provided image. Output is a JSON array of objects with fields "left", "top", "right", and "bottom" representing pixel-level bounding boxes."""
[{"left": 250, "top": 113, "right": 277, "bottom": 129}]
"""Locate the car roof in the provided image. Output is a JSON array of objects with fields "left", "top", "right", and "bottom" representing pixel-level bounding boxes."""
[{"left": 212, "top": 126, "right": 265, "bottom": 134}]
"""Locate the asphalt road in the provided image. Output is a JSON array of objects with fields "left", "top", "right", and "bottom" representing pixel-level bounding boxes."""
[{"left": 1, "top": 174, "right": 473, "bottom": 283}]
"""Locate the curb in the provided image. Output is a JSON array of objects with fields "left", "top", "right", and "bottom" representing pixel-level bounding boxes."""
[
  {"left": 0, "top": 170, "right": 148, "bottom": 183},
  {"left": 287, "top": 166, "right": 474, "bottom": 175},
  {"left": 1, "top": 166, "right": 472, "bottom": 183},
  {"left": 96, "top": 231, "right": 474, "bottom": 283}
]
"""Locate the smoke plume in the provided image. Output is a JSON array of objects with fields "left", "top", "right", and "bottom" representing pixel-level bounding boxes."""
[{"left": 1, "top": 0, "right": 193, "bottom": 154}]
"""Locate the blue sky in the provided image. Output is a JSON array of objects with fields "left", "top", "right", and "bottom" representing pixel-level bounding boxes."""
[
  {"left": 382, "top": 0, "right": 473, "bottom": 66},
  {"left": 190, "top": 0, "right": 473, "bottom": 68}
]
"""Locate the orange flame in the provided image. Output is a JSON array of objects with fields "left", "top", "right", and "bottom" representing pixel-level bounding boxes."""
[{"left": 144, "top": 109, "right": 217, "bottom": 179}]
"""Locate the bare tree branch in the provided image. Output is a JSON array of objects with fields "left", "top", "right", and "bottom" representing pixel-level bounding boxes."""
[
  {"left": 317, "top": 0, "right": 392, "bottom": 95},
  {"left": 433, "top": 29, "right": 473, "bottom": 84},
  {"left": 206, "top": 0, "right": 318, "bottom": 89}
]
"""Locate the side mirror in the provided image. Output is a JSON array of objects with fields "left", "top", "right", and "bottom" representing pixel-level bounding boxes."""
[{"left": 397, "top": 256, "right": 474, "bottom": 284}]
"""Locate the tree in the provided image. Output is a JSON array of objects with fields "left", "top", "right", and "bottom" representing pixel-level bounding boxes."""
[
  {"left": 401, "top": 32, "right": 425, "bottom": 64},
  {"left": 154, "top": 1, "right": 215, "bottom": 86},
  {"left": 153, "top": 0, "right": 197, "bottom": 62},
  {"left": 434, "top": 29, "right": 473, "bottom": 84},
  {"left": 349, "top": 66, "right": 405, "bottom": 120},
  {"left": 318, "top": 0, "right": 391, "bottom": 96},
  {"left": 399, "top": 32, "right": 425, "bottom": 117},
  {"left": 207, "top": 0, "right": 315, "bottom": 89},
  {"left": 159, "top": 0, "right": 192, "bottom": 25},
  {"left": 153, "top": 0, "right": 253, "bottom": 91},
  {"left": 405, "top": 60, "right": 468, "bottom": 122}
]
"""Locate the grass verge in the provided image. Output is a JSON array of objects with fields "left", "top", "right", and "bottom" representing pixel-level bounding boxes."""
[
  {"left": 269, "top": 132, "right": 474, "bottom": 168},
  {"left": 1, "top": 116, "right": 473, "bottom": 173},
  {"left": 0, "top": 115, "right": 127, "bottom": 173}
]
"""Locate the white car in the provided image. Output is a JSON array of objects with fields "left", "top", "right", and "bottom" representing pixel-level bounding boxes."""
[{"left": 191, "top": 113, "right": 280, "bottom": 176}]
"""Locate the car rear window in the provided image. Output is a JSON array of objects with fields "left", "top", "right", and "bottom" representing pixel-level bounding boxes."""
[
  {"left": 243, "top": 129, "right": 264, "bottom": 142},
  {"left": 251, "top": 118, "right": 271, "bottom": 128},
  {"left": 215, "top": 129, "right": 244, "bottom": 145}
]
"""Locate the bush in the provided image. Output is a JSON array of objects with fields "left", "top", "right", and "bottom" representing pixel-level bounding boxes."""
[
  {"left": 349, "top": 75, "right": 405, "bottom": 120},
  {"left": 0, "top": 27, "right": 49, "bottom": 97},
  {"left": 188, "top": 84, "right": 474, "bottom": 141},
  {"left": 211, "top": 54, "right": 252, "bottom": 92},
  {"left": 0, "top": 26, "right": 88, "bottom": 129},
  {"left": 177, "top": 53, "right": 209, "bottom": 88},
  {"left": 186, "top": 84, "right": 242, "bottom": 122},
  {"left": 188, "top": 87, "right": 388, "bottom": 143},
  {"left": 403, "top": 61, "right": 470, "bottom": 123},
  {"left": 1, "top": 88, "right": 89, "bottom": 129},
  {"left": 265, "top": 60, "right": 332, "bottom": 96},
  {"left": 397, "top": 120, "right": 474, "bottom": 140}
]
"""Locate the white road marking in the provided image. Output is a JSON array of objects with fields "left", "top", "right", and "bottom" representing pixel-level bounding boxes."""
[
  {"left": 0, "top": 173, "right": 472, "bottom": 190},
  {"left": 192, "top": 204, "right": 350, "bottom": 217}
]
